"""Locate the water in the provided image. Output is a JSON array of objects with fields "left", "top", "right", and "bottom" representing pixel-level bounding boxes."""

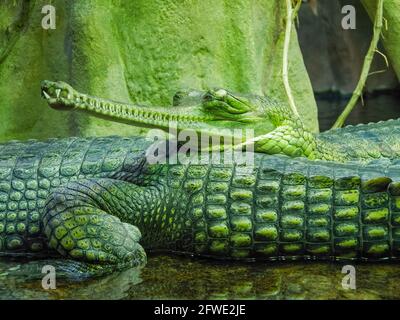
[
  {"left": 1, "top": 94, "right": 400, "bottom": 300},
  {"left": 1, "top": 255, "right": 400, "bottom": 300},
  {"left": 317, "top": 92, "right": 400, "bottom": 131}
]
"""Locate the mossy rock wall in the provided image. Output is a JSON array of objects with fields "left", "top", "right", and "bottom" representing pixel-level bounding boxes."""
[{"left": 0, "top": 0, "right": 318, "bottom": 142}]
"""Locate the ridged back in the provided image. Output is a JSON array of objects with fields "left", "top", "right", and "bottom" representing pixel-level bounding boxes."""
[
  {"left": 320, "top": 119, "right": 400, "bottom": 159},
  {"left": 164, "top": 154, "right": 400, "bottom": 261}
]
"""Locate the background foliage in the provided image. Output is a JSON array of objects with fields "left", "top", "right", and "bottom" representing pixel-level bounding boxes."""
[{"left": 0, "top": 0, "right": 318, "bottom": 142}]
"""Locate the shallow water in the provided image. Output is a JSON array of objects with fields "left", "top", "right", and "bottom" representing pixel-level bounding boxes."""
[
  {"left": 317, "top": 92, "right": 400, "bottom": 131},
  {"left": 1, "top": 255, "right": 400, "bottom": 300},
  {"left": 1, "top": 94, "right": 400, "bottom": 300}
]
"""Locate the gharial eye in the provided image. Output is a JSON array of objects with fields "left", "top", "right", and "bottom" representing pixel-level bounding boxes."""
[
  {"left": 215, "top": 89, "right": 227, "bottom": 98},
  {"left": 61, "top": 90, "right": 69, "bottom": 98}
]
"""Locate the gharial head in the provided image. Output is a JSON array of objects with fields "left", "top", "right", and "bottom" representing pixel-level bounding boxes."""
[
  {"left": 41, "top": 80, "right": 317, "bottom": 159},
  {"left": 41, "top": 80, "right": 77, "bottom": 110}
]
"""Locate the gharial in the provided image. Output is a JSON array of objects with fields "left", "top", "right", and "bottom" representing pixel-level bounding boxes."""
[
  {"left": 0, "top": 80, "right": 399, "bottom": 278},
  {"left": 41, "top": 80, "right": 400, "bottom": 163}
]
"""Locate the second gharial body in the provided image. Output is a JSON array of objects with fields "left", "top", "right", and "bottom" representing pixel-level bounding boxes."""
[
  {"left": 0, "top": 81, "right": 400, "bottom": 278},
  {"left": 1, "top": 135, "right": 400, "bottom": 277}
]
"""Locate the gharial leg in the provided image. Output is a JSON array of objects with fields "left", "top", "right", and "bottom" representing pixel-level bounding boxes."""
[{"left": 41, "top": 178, "right": 156, "bottom": 279}]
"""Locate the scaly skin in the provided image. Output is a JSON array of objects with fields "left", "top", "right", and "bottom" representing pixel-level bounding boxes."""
[
  {"left": 2, "top": 135, "right": 400, "bottom": 278},
  {"left": 41, "top": 80, "right": 400, "bottom": 162},
  {"left": 0, "top": 81, "right": 398, "bottom": 278}
]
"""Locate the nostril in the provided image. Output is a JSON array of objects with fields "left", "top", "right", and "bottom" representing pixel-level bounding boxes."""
[{"left": 203, "top": 92, "right": 213, "bottom": 102}]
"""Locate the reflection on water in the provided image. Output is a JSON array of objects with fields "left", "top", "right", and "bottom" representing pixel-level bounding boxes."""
[
  {"left": 1, "top": 93, "right": 400, "bottom": 300},
  {"left": 1, "top": 255, "right": 400, "bottom": 300},
  {"left": 317, "top": 92, "right": 400, "bottom": 131}
]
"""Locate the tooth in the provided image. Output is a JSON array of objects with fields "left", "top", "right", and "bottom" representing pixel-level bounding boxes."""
[
  {"left": 55, "top": 89, "right": 61, "bottom": 98},
  {"left": 42, "top": 91, "right": 51, "bottom": 99}
]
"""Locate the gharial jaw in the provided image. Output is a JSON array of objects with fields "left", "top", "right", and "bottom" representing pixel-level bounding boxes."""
[
  {"left": 41, "top": 80, "right": 215, "bottom": 130},
  {"left": 41, "top": 80, "right": 321, "bottom": 159}
]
